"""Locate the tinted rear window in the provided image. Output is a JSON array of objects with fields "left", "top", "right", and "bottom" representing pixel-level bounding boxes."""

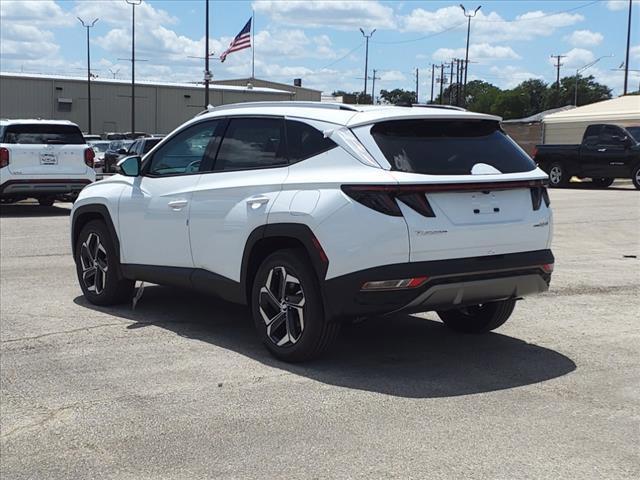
[
  {"left": 286, "top": 120, "right": 336, "bottom": 163},
  {"left": 626, "top": 126, "right": 640, "bottom": 142},
  {"left": 371, "top": 119, "right": 536, "bottom": 175},
  {"left": 2, "top": 124, "right": 85, "bottom": 145}
]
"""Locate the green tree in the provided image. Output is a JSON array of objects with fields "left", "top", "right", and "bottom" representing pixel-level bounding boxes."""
[
  {"left": 379, "top": 88, "right": 416, "bottom": 104},
  {"left": 512, "top": 79, "right": 548, "bottom": 117}
]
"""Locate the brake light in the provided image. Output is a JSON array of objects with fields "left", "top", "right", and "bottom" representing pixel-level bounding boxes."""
[
  {"left": 532, "top": 147, "right": 538, "bottom": 158},
  {"left": 361, "top": 276, "right": 429, "bottom": 291},
  {"left": 341, "top": 185, "right": 436, "bottom": 218},
  {"left": 541, "top": 263, "right": 554, "bottom": 273},
  {"left": 530, "top": 185, "right": 550, "bottom": 210},
  {"left": 84, "top": 147, "right": 95, "bottom": 168},
  {"left": 0, "top": 147, "right": 9, "bottom": 168}
]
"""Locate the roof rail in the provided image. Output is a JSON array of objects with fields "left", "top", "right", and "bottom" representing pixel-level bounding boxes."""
[
  {"left": 196, "top": 101, "right": 359, "bottom": 116},
  {"left": 411, "top": 104, "right": 467, "bottom": 111}
]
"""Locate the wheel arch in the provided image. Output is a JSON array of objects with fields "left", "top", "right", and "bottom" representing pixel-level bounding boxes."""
[
  {"left": 71, "top": 204, "right": 120, "bottom": 261},
  {"left": 240, "top": 223, "right": 329, "bottom": 305}
]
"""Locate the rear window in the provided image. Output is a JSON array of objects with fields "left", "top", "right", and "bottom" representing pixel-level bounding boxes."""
[
  {"left": 143, "top": 138, "right": 161, "bottom": 153},
  {"left": 2, "top": 124, "right": 85, "bottom": 145},
  {"left": 370, "top": 119, "right": 536, "bottom": 175}
]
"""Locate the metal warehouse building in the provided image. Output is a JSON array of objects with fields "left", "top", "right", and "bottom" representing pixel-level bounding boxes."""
[{"left": 0, "top": 73, "right": 321, "bottom": 135}]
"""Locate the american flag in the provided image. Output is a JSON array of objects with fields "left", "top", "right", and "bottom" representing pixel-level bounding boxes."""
[{"left": 220, "top": 18, "right": 252, "bottom": 63}]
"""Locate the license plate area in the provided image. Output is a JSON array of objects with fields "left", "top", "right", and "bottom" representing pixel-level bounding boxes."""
[
  {"left": 470, "top": 191, "right": 500, "bottom": 215},
  {"left": 40, "top": 153, "right": 58, "bottom": 165}
]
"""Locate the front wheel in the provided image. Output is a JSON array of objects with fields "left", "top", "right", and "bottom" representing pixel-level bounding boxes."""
[
  {"left": 251, "top": 249, "right": 340, "bottom": 362},
  {"left": 437, "top": 299, "right": 517, "bottom": 334},
  {"left": 632, "top": 164, "right": 640, "bottom": 190},
  {"left": 547, "top": 162, "right": 568, "bottom": 188},
  {"left": 75, "top": 220, "right": 135, "bottom": 305},
  {"left": 592, "top": 177, "right": 614, "bottom": 188}
]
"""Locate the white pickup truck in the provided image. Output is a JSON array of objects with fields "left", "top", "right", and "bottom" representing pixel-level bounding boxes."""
[{"left": 0, "top": 119, "right": 96, "bottom": 206}]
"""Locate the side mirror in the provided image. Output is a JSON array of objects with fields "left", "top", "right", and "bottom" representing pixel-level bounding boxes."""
[
  {"left": 117, "top": 148, "right": 128, "bottom": 154},
  {"left": 116, "top": 156, "right": 141, "bottom": 177}
]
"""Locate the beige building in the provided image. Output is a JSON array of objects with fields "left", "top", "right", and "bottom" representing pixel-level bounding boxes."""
[
  {"left": 0, "top": 73, "right": 299, "bottom": 134},
  {"left": 212, "top": 78, "right": 321, "bottom": 102}
]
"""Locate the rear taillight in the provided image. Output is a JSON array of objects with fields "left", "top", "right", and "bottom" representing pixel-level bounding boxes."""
[
  {"left": 530, "top": 185, "right": 550, "bottom": 210},
  {"left": 84, "top": 147, "right": 95, "bottom": 168},
  {"left": 0, "top": 147, "right": 9, "bottom": 168},
  {"left": 341, "top": 185, "right": 435, "bottom": 218},
  {"left": 541, "top": 263, "right": 554, "bottom": 273},
  {"left": 361, "top": 276, "right": 429, "bottom": 291}
]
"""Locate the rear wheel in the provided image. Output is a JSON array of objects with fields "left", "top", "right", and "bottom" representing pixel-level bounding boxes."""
[
  {"left": 38, "top": 197, "right": 55, "bottom": 207},
  {"left": 548, "top": 162, "right": 568, "bottom": 188},
  {"left": 632, "top": 164, "right": 640, "bottom": 190},
  {"left": 75, "top": 220, "right": 135, "bottom": 305},
  {"left": 592, "top": 177, "right": 614, "bottom": 188},
  {"left": 437, "top": 299, "right": 516, "bottom": 334},
  {"left": 251, "top": 249, "right": 339, "bottom": 362}
]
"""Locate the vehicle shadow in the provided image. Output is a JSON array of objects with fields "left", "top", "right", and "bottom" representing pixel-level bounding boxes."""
[
  {"left": 564, "top": 181, "right": 635, "bottom": 191},
  {"left": 74, "top": 286, "right": 576, "bottom": 399},
  {"left": 0, "top": 203, "right": 71, "bottom": 217}
]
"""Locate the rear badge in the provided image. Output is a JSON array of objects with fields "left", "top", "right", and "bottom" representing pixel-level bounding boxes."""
[{"left": 415, "top": 230, "right": 448, "bottom": 236}]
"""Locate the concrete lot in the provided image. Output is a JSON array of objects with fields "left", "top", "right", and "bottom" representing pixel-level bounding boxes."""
[{"left": 1, "top": 183, "right": 639, "bottom": 479}]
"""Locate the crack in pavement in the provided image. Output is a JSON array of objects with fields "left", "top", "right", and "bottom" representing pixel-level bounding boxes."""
[{"left": 1, "top": 322, "right": 130, "bottom": 344}]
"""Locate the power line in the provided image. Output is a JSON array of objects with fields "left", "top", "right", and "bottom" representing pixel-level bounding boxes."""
[
  {"left": 319, "top": 42, "right": 364, "bottom": 70},
  {"left": 372, "top": 22, "right": 464, "bottom": 45},
  {"left": 472, "top": 0, "right": 599, "bottom": 23}
]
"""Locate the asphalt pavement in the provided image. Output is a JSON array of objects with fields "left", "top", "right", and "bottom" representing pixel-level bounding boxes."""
[{"left": 1, "top": 182, "right": 638, "bottom": 479}]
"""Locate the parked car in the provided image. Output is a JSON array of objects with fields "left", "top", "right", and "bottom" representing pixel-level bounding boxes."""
[
  {"left": 126, "top": 136, "right": 164, "bottom": 157},
  {"left": 1, "top": 119, "right": 96, "bottom": 205},
  {"left": 534, "top": 123, "right": 640, "bottom": 189},
  {"left": 71, "top": 102, "right": 554, "bottom": 361},
  {"left": 88, "top": 140, "right": 111, "bottom": 173},
  {"left": 102, "top": 139, "right": 134, "bottom": 173},
  {"left": 83, "top": 134, "right": 102, "bottom": 142}
]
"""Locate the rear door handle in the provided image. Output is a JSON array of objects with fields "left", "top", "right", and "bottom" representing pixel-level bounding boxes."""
[
  {"left": 168, "top": 199, "right": 189, "bottom": 211},
  {"left": 247, "top": 196, "right": 270, "bottom": 209},
  {"left": 597, "top": 148, "right": 607, "bottom": 152}
]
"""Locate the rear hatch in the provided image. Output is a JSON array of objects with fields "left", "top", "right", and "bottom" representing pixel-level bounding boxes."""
[
  {"left": 2, "top": 123, "right": 89, "bottom": 175},
  {"left": 362, "top": 118, "right": 551, "bottom": 261}
]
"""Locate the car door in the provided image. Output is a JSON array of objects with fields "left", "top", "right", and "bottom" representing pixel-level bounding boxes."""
[
  {"left": 118, "top": 119, "right": 221, "bottom": 267},
  {"left": 582, "top": 125, "right": 628, "bottom": 178},
  {"left": 189, "top": 116, "right": 289, "bottom": 282}
]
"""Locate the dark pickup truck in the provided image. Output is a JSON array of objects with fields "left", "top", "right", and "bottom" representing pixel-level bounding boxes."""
[{"left": 534, "top": 124, "right": 640, "bottom": 189}]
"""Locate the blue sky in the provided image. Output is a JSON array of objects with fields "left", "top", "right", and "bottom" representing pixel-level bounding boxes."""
[{"left": 1, "top": 0, "right": 638, "bottom": 99}]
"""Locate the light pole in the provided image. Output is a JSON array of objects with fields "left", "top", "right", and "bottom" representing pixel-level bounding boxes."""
[
  {"left": 77, "top": 17, "right": 98, "bottom": 134},
  {"left": 359, "top": 28, "right": 376, "bottom": 104},
  {"left": 125, "top": 0, "right": 141, "bottom": 134},
  {"left": 574, "top": 55, "right": 614, "bottom": 106},
  {"left": 623, "top": 0, "right": 633, "bottom": 94},
  {"left": 460, "top": 4, "right": 481, "bottom": 105}
]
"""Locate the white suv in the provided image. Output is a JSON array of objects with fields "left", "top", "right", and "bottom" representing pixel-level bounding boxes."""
[
  {"left": 1, "top": 119, "right": 96, "bottom": 205},
  {"left": 71, "top": 102, "right": 554, "bottom": 361}
]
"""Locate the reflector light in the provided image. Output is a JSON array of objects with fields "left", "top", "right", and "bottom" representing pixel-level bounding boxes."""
[
  {"left": 541, "top": 263, "right": 554, "bottom": 273},
  {"left": 361, "top": 276, "right": 429, "bottom": 291},
  {"left": 0, "top": 147, "right": 9, "bottom": 168},
  {"left": 84, "top": 147, "right": 95, "bottom": 168}
]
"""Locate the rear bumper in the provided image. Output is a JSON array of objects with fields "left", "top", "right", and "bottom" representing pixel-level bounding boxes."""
[
  {"left": 0, "top": 178, "right": 92, "bottom": 197},
  {"left": 323, "top": 249, "right": 554, "bottom": 319}
]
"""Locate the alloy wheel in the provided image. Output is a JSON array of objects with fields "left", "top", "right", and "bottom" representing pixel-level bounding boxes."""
[
  {"left": 635, "top": 169, "right": 640, "bottom": 186},
  {"left": 259, "top": 266, "right": 306, "bottom": 347},
  {"left": 80, "top": 232, "right": 108, "bottom": 294},
  {"left": 549, "top": 166, "right": 562, "bottom": 185}
]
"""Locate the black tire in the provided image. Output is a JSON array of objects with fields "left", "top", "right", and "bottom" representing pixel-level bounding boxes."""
[
  {"left": 75, "top": 220, "right": 135, "bottom": 306},
  {"left": 632, "top": 164, "right": 640, "bottom": 190},
  {"left": 591, "top": 177, "right": 614, "bottom": 188},
  {"left": 547, "top": 162, "right": 569, "bottom": 188},
  {"left": 251, "top": 249, "right": 340, "bottom": 362},
  {"left": 38, "top": 197, "right": 55, "bottom": 207},
  {"left": 437, "top": 299, "right": 517, "bottom": 334}
]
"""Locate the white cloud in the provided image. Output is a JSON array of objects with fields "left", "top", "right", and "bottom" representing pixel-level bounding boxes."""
[
  {"left": 73, "top": 0, "right": 176, "bottom": 27},
  {"left": 0, "top": 0, "right": 73, "bottom": 27},
  {"left": 566, "top": 30, "right": 604, "bottom": 47},
  {"left": 606, "top": 0, "right": 639, "bottom": 11},
  {"left": 433, "top": 44, "right": 520, "bottom": 63},
  {"left": 379, "top": 70, "right": 407, "bottom": 82},
  {"left": 554, "top": 48, "right": 595, "bottom": 69},
  {"left": 485, "top": 66, "right": 545, "bottom": 89},
  {"left": 631, "top": 45, "right": 640, "bottom": 62},
  {"left": 401, "top": 6, "right": 584, "bottom": 42},
  {"left": 252, "top": 0, "right": 396, "bottom": 30}
]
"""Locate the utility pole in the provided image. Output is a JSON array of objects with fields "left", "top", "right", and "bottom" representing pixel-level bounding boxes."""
[
  {"left": 415, "top": 68, "right": 419, "bottom": 103},
  {"left": 455, "top": 59, "right": 461, "bottom": 106},
  {"left": 439, "top": 64, "right": 445, "bottom": 104},
  {"left": 551, "top": 54, "right": 566, "bottom": 106},
  {"left": 359, "top": 28, "right": 376, "bottom": 104},
  {"left": 430, "top": 64, "right": 435, "bottom": 103},
  {"left": 460, "top": 4, "right": 481, "bottom": 105},
  {"left": 126, "top": 0, "right": 141, "bottom": 134},
  {"left": 77, "top": 17, "right": 98, "bottom": 134},
  {"left": 449, "top": 61, "right": 455, "bottom": 105},
  {"left": 370, "top": 69, "right": 381, "bottom": 104},
  {"left": 623, "top": 0, "right": 633, "bottom": 95},
  {"left": 204, "top": 0, "right": 211, "bottom": 108}
]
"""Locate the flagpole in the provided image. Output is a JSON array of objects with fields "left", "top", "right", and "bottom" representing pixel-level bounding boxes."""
[{"left": 251, "top": 10, "right": 255, "bottom": 79}]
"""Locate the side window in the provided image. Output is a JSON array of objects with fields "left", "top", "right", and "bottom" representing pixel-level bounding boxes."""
[
  {"left": 148, "top": 121, "right": 218, "bottom": 176},
  {"left": 214, "top": 117, "right": 286, "bottom": 171},
  {"left": 583, "top": 125, "right": 601, "bottom": 146},
  {"left": 600, "top": 125, "right": 625, "bottom": 146},
  {"left": 128, "top": 140, "right": 139, "bottom": 154},
  {"left": 286, "top": 120, "right": 337, "bottom": 163}
]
